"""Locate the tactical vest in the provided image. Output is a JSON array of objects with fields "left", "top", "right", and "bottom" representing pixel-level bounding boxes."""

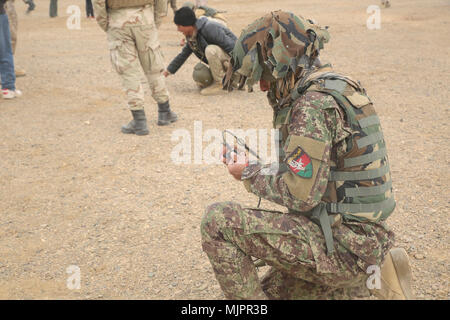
[
  {"left": 106, "top": 0, "right": 154, "bottom": 10},
  {"left": 273, "top": 70, "right": 396, "bottom": 254}
]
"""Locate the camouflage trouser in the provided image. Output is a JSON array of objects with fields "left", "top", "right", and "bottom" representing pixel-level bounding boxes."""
[
  {"left": 204, "top": 45, "right": 229, "bottom": 83},
  {"left": 5, "top": 0, "right": 17, "bottom": 54},
  {"left": 107, "top": 25, "right": 169, "bottom": 111},
  {"left": 201, "top": 201, "right": 394, "bottom": 300}
]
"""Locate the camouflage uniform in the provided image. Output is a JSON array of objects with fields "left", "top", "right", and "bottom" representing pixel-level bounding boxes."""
[
  {"left": 93, "top": 1, "right": 169, "bottom": 111},
  {"left": 5, "top": 0, "right": 16, "bottom": 54},
  {"left": 202, "top": 11, "right": 396, "bottom": 300}
]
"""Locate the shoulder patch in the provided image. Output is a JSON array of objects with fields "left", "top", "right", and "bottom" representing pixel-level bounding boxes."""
[{"left": 286, "top": 146, "right": 313, "bottom": 178}]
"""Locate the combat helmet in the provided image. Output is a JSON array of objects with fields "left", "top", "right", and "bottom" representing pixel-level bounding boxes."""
[
  {"left": 193, "top": 62, "right": 214, "bottom": 88},
  {"left": 223, "top": 11, "right": 330, "bottom": 94}
]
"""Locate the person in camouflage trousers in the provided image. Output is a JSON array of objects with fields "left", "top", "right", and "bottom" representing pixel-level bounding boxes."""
[
  {"left": 201, "top": 11, "right": 414, "bottom": 300},
  {"left": 93, "top": 0, "right": 177, "bottom": 135}
]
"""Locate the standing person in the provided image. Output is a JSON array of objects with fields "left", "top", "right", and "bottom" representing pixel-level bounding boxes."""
[
  {"left": 93, "top": 0, "right": 177, "bottom": 135},
  {"left": 86, "top": 0, "right": 94, "bottom": 19},
  {"left": 163, "top": 7, "right": 236, "bottom": 96},
  {"left": 5, "top": 0, "right": 25, "bottom": 77},
  {"left": 49, "top": 0, "right": 57, "bottom": 18},
  {"left": 0, "top": 0, "right": 22, "bottom": 99},
  {"left": 201, "top": 11, "right": 414, "bottom": 300}
]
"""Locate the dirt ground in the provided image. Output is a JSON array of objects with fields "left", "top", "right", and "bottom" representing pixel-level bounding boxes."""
[{"left": 0, "top": 0, "right": 448, "bottom": 300}]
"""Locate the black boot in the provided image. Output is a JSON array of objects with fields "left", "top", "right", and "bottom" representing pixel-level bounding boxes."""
[
  {"left": 157, "top": 101, "right": 178, "bottom": 126},
  {"left": 121, "top": 110, "right": 149, "bottom": 135}
]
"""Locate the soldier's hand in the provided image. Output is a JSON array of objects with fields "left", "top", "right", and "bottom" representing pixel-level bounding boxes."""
[
  {"left": 180, "top": 38, "right": 186, "bottom": 46},
  {"left": 223, "top": 147, "right": 248, "bottom": 181},
  {"left": 163, "top": 70, "right": 171, "bottom": 77}
]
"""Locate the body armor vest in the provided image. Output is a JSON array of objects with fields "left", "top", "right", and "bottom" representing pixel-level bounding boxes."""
[
  {"left": 273, "top": 70, "right": 396, "bottom": 254},
  {"left": 106, "top": 0, "right": 154, "bottom": 9}
]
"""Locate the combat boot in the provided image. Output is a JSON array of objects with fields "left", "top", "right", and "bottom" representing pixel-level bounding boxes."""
[
  {"left": 371, "top": 248, "right": 415, "bottom": 300},
  {"left": 157, "top": 101, "right": 178, "bottom": 126},
  {"left": 121, "top": 110, "right": 149, "bottom": 135}
]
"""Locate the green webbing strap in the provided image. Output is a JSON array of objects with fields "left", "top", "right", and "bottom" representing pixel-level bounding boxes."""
[
  {"left": 345, "top": 180, "right": 392, "bottom": 197},
  {"left": 343, "top": 147, "right": 387, "bottom": 168},
  {"left": 311, "top": 203, "right": 335, "bottom": 256},
  {"left": 327, "top": 197, "right": 395, "bottom": 214},
  {"left": 358, "top": 115, "right": 380, "bottom": 128},
  {"left": 356, "top": 132, "right": 384, "bottom": 149},
  {"left": 278, "top": 163, "right": 289, "bottom": 174},
  {"left": 274, "top": 106, "right": 291, "bottom": 128},
  {"left": 330, "top": 165, "right": 389, "bottom": 181}
]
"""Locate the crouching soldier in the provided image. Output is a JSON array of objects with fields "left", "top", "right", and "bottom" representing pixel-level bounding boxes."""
[{"left": 163, "top": 6, "right": 236, "bottom": 96}]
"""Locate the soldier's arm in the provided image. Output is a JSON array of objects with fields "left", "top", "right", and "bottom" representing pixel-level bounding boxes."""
[
  {"left": 166, "top": 44, "right": 193, "bottom": 74},
  {"left": 241, "top": 92, "right": 342, "bottom": 212},
  {"left": 93, "top": 0, "right": 109, "bottom": 32}
]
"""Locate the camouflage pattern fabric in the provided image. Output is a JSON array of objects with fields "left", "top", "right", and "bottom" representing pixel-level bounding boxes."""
[
  {"left": 93, "top": 1, "right": 169, "bottom": 109},
  {"left": 223, "top": 10, "right": 329, "bottom": 91},
  {"left": 201, "top": 201, "right": 393, "bottom": 299},
  {"left": 201, "top": 90, "right": 395, "bottom": 299},
  {"left": 5, "top": 0, "right": 17, "bottom": 54},
  {"left": 297, "top": 73, "right": 396, "bottom": 224}
]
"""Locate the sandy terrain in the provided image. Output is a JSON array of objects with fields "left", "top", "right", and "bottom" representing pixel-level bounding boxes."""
[{"left": 0, "top": 0, "right": 448, "bottom": 300}]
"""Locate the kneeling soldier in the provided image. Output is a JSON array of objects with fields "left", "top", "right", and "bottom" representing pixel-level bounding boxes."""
[
  {"left": 201, "top": 11, "right": 414, "bottom": 300},
  {"left": 163, "top": 6, "right": 236, "bottom": 96}
]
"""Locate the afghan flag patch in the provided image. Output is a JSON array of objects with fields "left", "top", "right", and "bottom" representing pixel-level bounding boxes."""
[{"left": 286, "top": 146, "right": 313, "bottom": 178}]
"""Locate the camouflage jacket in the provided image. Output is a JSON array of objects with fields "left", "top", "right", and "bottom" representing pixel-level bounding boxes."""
[
  {"left": 93, "top": 1, "right": 156, "bottom": 32},
  {"left": 242, "top": 91, "right": 350, "bottom": 213}
]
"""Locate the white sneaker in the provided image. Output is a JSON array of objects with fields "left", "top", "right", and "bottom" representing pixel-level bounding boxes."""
[{"left": 2, "top": 89, "right": 22, "bottom": 99}]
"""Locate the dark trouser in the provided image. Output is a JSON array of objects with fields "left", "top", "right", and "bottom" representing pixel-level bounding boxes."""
[
  {"left": 86, "top": 0, "right": 94, "bottom": 17},
  {"left": 0, "top": 13, "right": 16, "bottom": 90},
  {"left": 49, "top": 0, "right": 57, "bottom": 17}
]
